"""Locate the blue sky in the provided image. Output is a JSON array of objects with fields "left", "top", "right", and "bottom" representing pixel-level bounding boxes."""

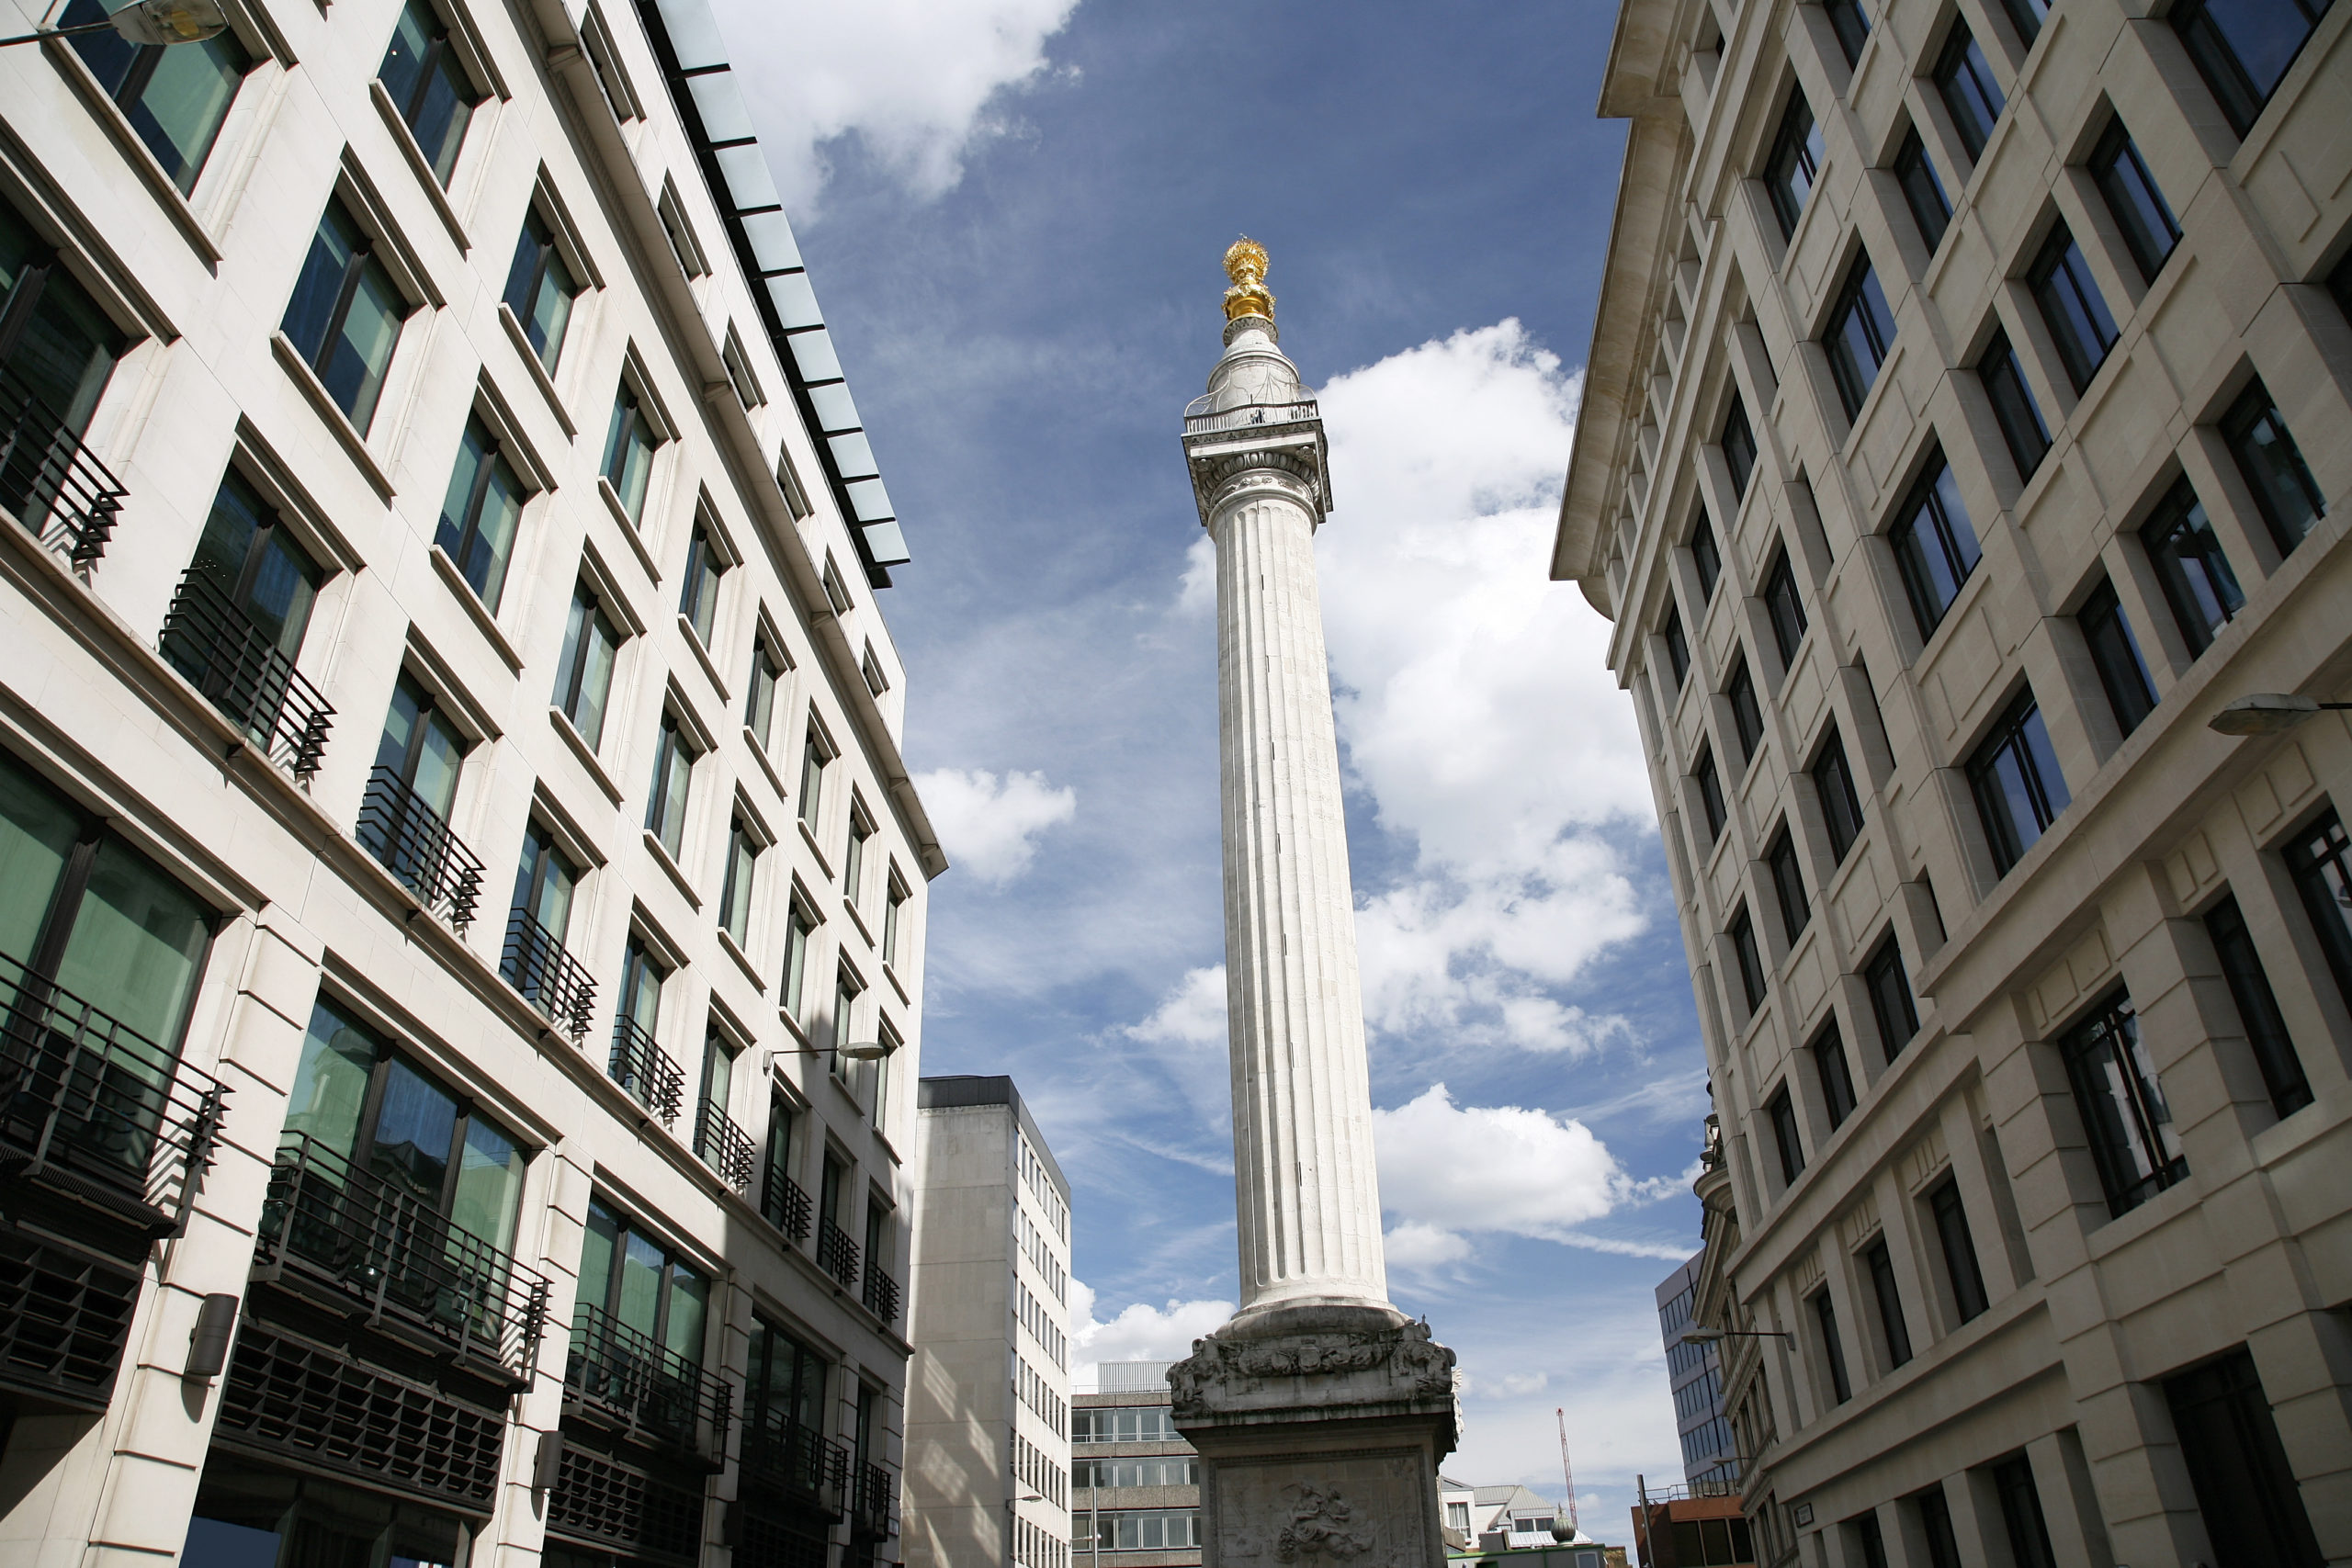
[{"left": 713, "top": 0, "right": 1710, "bottom": 1526}]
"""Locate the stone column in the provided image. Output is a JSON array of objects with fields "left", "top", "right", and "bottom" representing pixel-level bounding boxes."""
[{"left": 1170, "top": 240, "right": 1455, "bottom": 1568}]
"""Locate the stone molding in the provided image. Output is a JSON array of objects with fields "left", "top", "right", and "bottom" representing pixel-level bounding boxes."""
[{"left": 1170, "top": 1319, "right": 1455, "bottom": 1426}]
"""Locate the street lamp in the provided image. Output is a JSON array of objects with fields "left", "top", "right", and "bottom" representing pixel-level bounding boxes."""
[
  {"left": 2209, "top": 694, "right": 2352, "bottom": 737},
  {"left": 1679, "top": 1325, "right": 1792, "bottom": 1343},
  {"left": 0, "top": 0, "right": 228, "bottom": 48},
  {"left": 772, "top": 1038, "right": 895, "bottom": 1063}
]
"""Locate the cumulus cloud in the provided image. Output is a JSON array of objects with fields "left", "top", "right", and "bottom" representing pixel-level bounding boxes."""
[
  {"left": 718, "top": 0, "right": 1082, "bottom": 210},
  {"left": 1126, "top": 964, "right": 1227, "bottom": 1045},
  {"left": 1069, "top": 1279, "right": 1233, "bottom": 1391},
  {"left": 915, "top": 767, "right": 1077, "bottom": 885},
  {"left": 1372, "top": 1085, "right": 1692, "bottom": 1261}
]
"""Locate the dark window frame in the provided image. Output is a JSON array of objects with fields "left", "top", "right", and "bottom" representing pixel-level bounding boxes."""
[
  {"left": 435, "top": 413, "right": 527, "bottom": 614},
  {"left": 60, "top": 0, "right": 254, "bottom": 195},
  {"left": 2078, "top": 578, "right": 2156, "bottom": 737},
  {"left": 1813, "top": 1289, "right": 1852, "bottom": 1403},
  {"left": 282, "top": 197, "right": 413, "bottom": 434},
  {"left": 1814, "top": 1021, "right": 1857, "bottom": 1130},
  {"left": 646, "top": 710, "right": 698, "bottom": 861},
  {"left": 1766, "top": 91, "right": 1827, "bottom": 240},
  {"left": 1695, "top": 744, "right": 1728, "bottom": 845},
  {"left": 1768, "top": 827, "right": 1811, "bottom": 945},
  {"left": 553, "top": 580, "right": 623, "bottom": 750},
  {"left": 1728, "top": 657, "right": 1765, "bottom": 764},
  {"left": 1967, "top": 690, "right": 2071, "bottom": 874},
  {"left": 2203, "top": 894, "right": 2312, "bottom": 1120},
  {"left": 1826, "top": 0, "right": 1871, "bottom": 66},
  {"left": 1732, "top": 905, "right": 1768, "bottom": 1015},
  {"left": 1928, "top": 1175, "right": 1990, "bottom": 1322},
  {"left": 1864, "top": 933, "right": 1918, "bottom": 1062},
  {"left": 1691, "top": 513, "right": 1723, "bottom": 600},
  {"left": 1764, "top": 550, "right": 1810, "bottom": 669},
  {"left": 1814, "top": 728, "right": 1866, "bottom": 863},
  {"left": 2057, "top": 988, "right": 2188, "bottom": 1218},
  {"left": 2171, "top": 0, "right": 2335, "bottom": 137},
  {"left": 2219, "top": 378, "right": 2325, "bottom": 556},
  {"left": 1935, "top": 21, "right": 2007, "bottom": 161},
  {"left": 1769, "top": 1083, "right": 1805, "bottom": 1182},
  {"left": 501, "top": 206, "right": 581, "bottom": 373},
  {"left": 379, "top": 0, "right": 482, "bottom": 186},
  {"left": 2163, "top": 1348, "right": 2327, "bottom": 1568},
  {"left": 2283, "top": 809, "right": 2352, "bottom": 1019},
  {"left": 1979, "top": 327, "right": 2052, "bottom": 479},
  {"left": 2089, "top": 117, "right": 2180, "bottom": 284},
  {"left": 1825, "top": 254, "right": 1897, "bottom": 419},
  {"left": 1864, "top": 1236, "right": 1912, "bottom": 1369},
  {"left": 1888, "top": 451, "right": 1984, "bottom": 638},
  {"left": 2140, "top": 477, "right": 2245, "bottom": 658},
  {"left": 2030, "top": 223, "right": 2120, "bottom": 393},
  {"left": 1894, "top": 128, "right": 1952, "bottom": 251},
  {"left": 1723, "top": 394, "right": 1758, "bottom": 498},
  {"left": 1663, "top": 603, "right": 1690, "bottom": 688}
]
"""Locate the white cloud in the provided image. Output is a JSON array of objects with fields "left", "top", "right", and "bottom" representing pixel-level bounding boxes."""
[
  {"left": 1069, "top": 1279, "right": 1233, "bottom": 1391},
  {"left": 1125, "top": 964, "right": 1227, "bottom": 1044},
  {"left": 718, "top": 0, "right": 1082, "bottom": 210},
  {"left": 915, "top": 767, "right": 1077, "bottom": 885},
  {"left": 1382, "top": 1220, "right": 1472, "bottom": 1270},
  {"left": 1175, "top": 534, "right": 1216, "bottom": 615}
]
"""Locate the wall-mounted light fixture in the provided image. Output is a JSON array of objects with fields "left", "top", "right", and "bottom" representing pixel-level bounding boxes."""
[{"left": 184, "top": 1292, "right": 240, "bottom": 1380}]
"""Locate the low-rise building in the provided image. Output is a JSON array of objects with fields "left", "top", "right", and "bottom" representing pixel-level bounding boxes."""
[{"left": 1073, "top": 1363, "right": 1202, "bottom": 1566}]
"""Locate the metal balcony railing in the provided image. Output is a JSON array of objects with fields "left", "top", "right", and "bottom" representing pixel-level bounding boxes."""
[
  {"left": 501, "top": 909, "right": 595, "bottom": 1038},
  {"left": 761, "top": 1168, "right": 810, "bottom": 1242},
  {"left": 816, "top": 1219, "right": 859, "bottom": 1292},
  {"left": 1181, "top": 393, "right": 1320, "bottom": 437},
  {"left": 252, "top": 1134, "right": 549, "bottom": 1388},
  {"left": 0, "top": 365, "right": 125, "bottom": 567},
  {"left": 738, "top": 1404, "right": 849, "bottom": 1512},
  {"left": 608, "top": 1018, "right": 684, "bottom": 1125},
  {"left": 0, "top": 949, "right": 227, "bottom": 1235},
  {"left": 692, "top": 1099, "right": 755, "bottom": 1191},
  {"left": 861, "top": 1258, "right": 899, "bottom": 1325},
  {"left": 159, "top": 568, "right": 334, "bottom": 776},
  {"left": 852, "top": 1460, "right": 896, "bottom": 1538},
  {"left": 564, "top": 1300, "right": 732, "bottom": 1465},
  {"left": 356, "top": 766, "right": 484, "bottom": 929}
]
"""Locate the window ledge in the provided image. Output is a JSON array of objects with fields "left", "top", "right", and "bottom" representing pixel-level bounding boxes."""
[
  {"left": 882, "top": 960, "right": 909, "bottom": 1008},
  {"left": 369, "top": 79, "right": 470, "bottom": 253},
  {"left": 774, "top": 1002, "right": 814, "bottom": 1054},
  {"left": 272, "top": 332, "right": 395, "bottom": 499},
  {"left": 741, "top": 725, "right": 789, "bottom": 804},
  {"left": 797, "top": 818, "right": 834, "bottom": 880},
  {"left": 599, "top": 476, "right": 662, "bottom": 583},
  {"left": 548, "top": 705, "right": 623, "bottom": 805},
  {"left": 496, "top": 302, "right": 578, "bottom": 437},
  {"left": 841, "top": 895, "right": 874, "bottom": 950},
  {"left": 677, "top": 613, "right": 730, "bottom": 703},
  {"left": 643, "top": 828, "right": 703, "bottom": 911},
  {"left": 430, "top": 544, "right": 524, "bottom": 671},
  {"left": 43, "top": 37, "right": 223, "bottom": 265},
  {"left": 718, "top": 925, "right": 765, "bottom": 991}
]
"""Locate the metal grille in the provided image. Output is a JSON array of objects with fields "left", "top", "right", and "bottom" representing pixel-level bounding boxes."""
[
  {"left": 861, "top": 1259, "right": 899, "bottom": 1325},
  {"left": 0, "top": 364, "right": 125, "bottom": 567},
  {"left": 739, "top": 1404, "right": 848, "bottom": 1512},
  {"left": 214, "top": 1322, "right": 504, "bottom": 1512},
  {"left": 502, "top": 909, "right": 595, "bottom": 1038},
  {"left": 564, "top": 1301, "right": 733, "bottom": 1464},
  {"left": 852, "top": 1461, "right": 897, "bottom": 1539},
  {"left": 816, "top": 1219, "right": 859, "bottom": 1291},
  {"left": 1182, "top": 393, "right": 1320, "bottom": 435},
  {"left": 0, "top": 1222, "right": 141, "bottom": 1409},
  {"left": 0, "top": 948, "right": 229, "bottom": 1235},
  {"left": 159, "top": 568, "right": 334, "bottom": 776},
  {"left": 356, "top": 766, "right": 485, "bottom": 929},
  {"left": 548, "top": 1439, "right": 707, "bottom": 1566},
  {"left": 694, "top": 1099, "right": 756, "bottom": 1191},
  {"left": 252, "top": 1134, "right": 550, "bottom": 1387},
  {"left": 761, "top": 1170, "right": 811, "bottom": 1242},
  {"left": 608, "top": 1017, "right": 684, "bottom": 1125}
]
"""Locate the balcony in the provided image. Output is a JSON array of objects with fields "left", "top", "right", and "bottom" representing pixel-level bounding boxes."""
[
  {"left": 564, "top": 1300, "right": 732, "bottom": 1467},
  {"left": 816, "top": 1218, "right": 859, "bottom": 1292},
  {"left": 0, "top": 950, "right": 228, "bottom": 1237},
  {"left": 609, "top": 1018, "right": 684, "bottom": 1125},
  {"left": 1182, "top": 391, "right": 1320, "bottom": 437},
  {"left": 251, "top": 1134, "right": 550, "bottom": 1389},
  {"left": 159, "top": 568, "right": 334, "bottom": 776},
  {"left": 861, "top": 1258, "right": 899, "bottom": 1326},
  {"left": 0, "top": 364, "right": 125, "bottom": 568},
  {"left": 738, "top": 1404, "right": 849, "bottom": 1517},
  {"left": 852, "top": 1460, "right": 897, "bottom": 1540},
  {"left": 693, "top": 1099, "right": 755, "bottom": 1192},
  {"left": 502, "top": 909, "right": 595, "bottom": 1038},
  {"left": 761, "top": 1169, "right": 811, "bottom": 1242},
  {"left": 356, "top": 767, "right": 485, "bottom": 929}
]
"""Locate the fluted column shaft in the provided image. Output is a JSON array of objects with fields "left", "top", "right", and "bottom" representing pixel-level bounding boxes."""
[{"left": 1212, "top": 468, "right": 1388, "bottom": 1314}]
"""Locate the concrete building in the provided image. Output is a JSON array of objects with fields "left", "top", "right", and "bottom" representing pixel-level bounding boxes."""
[
  {"left": 903, "top": 1075, "right": 1073, "bottom": 1568},
  {"left": 1555, "top": 0, "right": 2352, "bottom": 1562},
  {"left": 0, "top": 0, "right": 943, "bottom": 1565},
  {"left": 1439, "top": 1479, "right": 1568, "bottom": 1550},
  {"left": 1657, "top": 1254, "right": 1741, "bottom": 1494},
  {"left": 1073, "top": 1364, "right": 1202, "bottom": 1567},
  {"left": 1632, "top": 1487, "right": 1758, "bottom": 1568}
]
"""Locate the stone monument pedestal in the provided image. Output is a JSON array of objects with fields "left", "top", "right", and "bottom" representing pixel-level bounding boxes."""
[{"left": 1170, "top": 1306, "right": 1458, "bottom": 1567}]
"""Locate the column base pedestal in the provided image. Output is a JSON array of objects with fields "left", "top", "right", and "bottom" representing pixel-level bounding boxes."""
[{"left": 1169, "top": 1305, "right": 1458, "bottom": 1566}]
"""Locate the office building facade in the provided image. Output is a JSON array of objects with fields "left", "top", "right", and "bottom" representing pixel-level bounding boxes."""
[
  {"left": 0, "top": 0, "right": 940, "bottom": 1564},
  {"left": 1072, "top": 1365, "right": 1202, "bottom": 1568},
  {"left": 1657, "top": 1254, "right": 1741, "bottom": 1494},
  {"left": 1555, "top": 0, "right": 2352, "bottom": 1562}
]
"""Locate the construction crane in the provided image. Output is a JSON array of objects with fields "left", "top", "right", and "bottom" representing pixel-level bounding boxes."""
[{"left": 1557, "top": 1407, "right": 1579, "bottom": 1533}]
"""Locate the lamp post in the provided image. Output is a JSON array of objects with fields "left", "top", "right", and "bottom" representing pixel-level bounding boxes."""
[
  {"left": 2209, "top": 694, "right": 2352, "bottom": 737},
  {"left": 0, "top": 0, "right": 227, "bottom": 47},
  {"left": 1677, "top": 1325, "right": 1793, "bottom": 1343}
]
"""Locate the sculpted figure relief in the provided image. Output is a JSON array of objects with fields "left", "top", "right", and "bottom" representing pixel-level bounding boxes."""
[
  {"left": 1274, "top": 1483, "right": 1374, "bottom": 1562},
  {"left": 1170, "top": 1320, "right": 1456, "bottom": 1415}
]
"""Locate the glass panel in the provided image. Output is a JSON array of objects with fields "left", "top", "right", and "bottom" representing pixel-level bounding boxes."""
[
  {"left": 369, "top": 1057, "right": 458, "bottom": 1206},
  {"left": 579, "top": 1199, "right": 618, "bottom": 1314},
  {"left": 664, "top": 1260, "right": 707, "bottom": 1366},
  {"left": 52, "top": 837, "right": 209, "bottom": 1049},
  {"left": 327, "top": 256, "right": 406, "bottom": 431},
  {"left": 527, "top": 245, "right": 576, "bottom": 370},
  {"left": 0, "top": 751, "right": 79, "bottom": 964},
  {"left": 451, "top": 1114, "right": 526, "bottom": 1252},
  {"left": 2143, "top": 484, "right": 2244, "bottom": 655},
  {"left": 2080, "top": 581, "right": 2155, "bottom": 736},
  {"left": 1895, "top": 130, "right": 1951, "bottom": 250},
  {"left": 614, "top": 1229, "right": 663, "bottom": 1338},
  {"left": 284, "top": 204, "right": 362, "bottom": 367},
  {"left": 2092, "top": 121, "right": 2180, "bottom": 283},
  {"left": 410, "top": 703, "right": 464, "bottom": 819},
  {"left": 437, "top": 419, "right": 526, "bottom": 611},
  {"left": 1937, "top": 26, "right": 2006, "bottom": 159},
  {"left": 127, "top": 28, "right": 252, "bottom": 194},
  {"left": 2222, "top": 383, "right": 2324, "bottom": 554},
  {"left": 557, "top": 587, "right": 619, "bottom": 750},
  {"left": 2032, "top": 231, "right": 2120, "bottom": 392},
  {"left": 286, "top": 999, "right": 379, "bottom": 1158}
]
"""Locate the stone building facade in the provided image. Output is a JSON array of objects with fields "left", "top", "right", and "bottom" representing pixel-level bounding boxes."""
[
  {"left": 0, "top": 0, "right": 941, "bottom": 1564},
  {"left": 1555, "top": 0, "right": 2352, "bottom": 1563},
  {"left": 904, "top": 1075, "right": 1074, "bottom": 1568}
]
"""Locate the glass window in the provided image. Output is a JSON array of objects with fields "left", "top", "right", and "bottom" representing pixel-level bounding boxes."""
[
  {"left": 1894, "top": 129, "right": 1951, "bottom": 251},
  {"left": 2284, "top": 810, "right": 2352, "bottom": 1018},
  {"left": 2030, "top": 225, "right": 2120, "bottom": 393},
  {"left": 603, "top": 382, "right": 661, "bottom": 524},
  {"left": 510, "top": 818, "right": 578, "bottom": 944},
  {"left": 1992, "top": 1457, "right": 2059, "bottom": 1568},
  {"left": 282, "top": 198, "right": 409, "bottom": 432},
  {"left": 747, "top": 643, "right": 782, "bottom": 749},
  {"left": 1663, "top": 604, "right": 1690, "bottom": 687},
  {"left": 1694, "top": 744, "right": 1727, "bottom": 844},
  {"left": 1864, "top": 1239, "right": 1911, "bottom": 1368},
  {"left": 1768, "top": 829, "right": 1810, "bottom": 943},
  {"left": 579, "top": 1197, "right": 708, "bottom": 1366},
  {"left": 1914, "top": 1488, "right": 1962, "bottom": 1568},
  {"left": 883, "top": 878, "right": 906, "bottom": 966},
  {"left": 1766, "top": 92, "right": 1826, "bottom": 240},
  {"left": 1727, "top": 657, "right": 1763, "bottom": 763},
  {"left": 1968, "top": 690, "right": 2070, "bottom": 874},
  {"left": 702, "top": 1031, "right": 736, "bottom": 1119},
  {"left": 1825, "top": 254, "right": 1896, "bottom": 419},
  {"left": 1979, "top": 329, "right": 2050, "bottom": 479},
  {"left": 1814, "top": 1291, "right": 1850, "bottom": 1402},
  {"left": 2140, "top": 479, "right": 2244, "bottom": 657},
  {"left": 1928, "top": 1176, "right": 1989, "bottom": 1321},
  {"left": 844, "top": 808, "right": 871, "bottom": 905},
  {"left": 435, "top": 414, "right": 526, "bottom": 612},
  {"left": 2203, "top": 895, "right": 2312, "bottom": 1120},
  {"left": 2089, "top": 118, "right": 2180, "bottom": 283},
  {"left": 554, "top": 581, "right": 621, "bottom": 750},
  {"left": 188, "top": 469, "right": 322, "bottom": 659},
  {"left": 1865, "top": 935, "right": 1918, "bottom": 1062},
  {"left": 2164, "top": 1348, "right": 2328, "bottom": 1568},
  {"left": 372, "top": 671, "right": 465, "bottom": 818},
  {"left": 1935, "top": 22, "right": 2006, "bottom": 161},
  {"left": 2077, "top": 579, "right": 2155, "bottom": 737},
  {"left": 2171, "top": 0, "right": 2334, "bottom": 137},
  {"left": 720, "top": 819, "right": 758, "bottom": 947},
  {"left": 1814, "top": 1022, "right": 1856, "bottom": 1130},
  {"left": 647, "top": 713, "right": 695, "bottom": 861},
  {"left": 1764, "top": 551, "right": 1808, "bottom": 668},
  {"left": 1814, "top": 728, "right": 1864, "bottom": 863},
  {"left": 60, "top": 0, "right": 252, "bottom": 195},
  {"left": 379, "top": 0, "right": 480, "bottom": 185},
  {"left": 1690, "top": 513, "right": 1722, "bottom": 600},
  {"left": 2059, "top": 989, "right": 2187, "bottom": 1217},
  {"left": 782, "top": 902, "right": 813, "bottom": 1022},
  {"left": 830, "top": 966, "right": 862, "bottom": 1070},
  {"left": 1889, "top": 452, "right": 1984, "bottom": 637},
  {"left": 1723, "top": 395, "right": 1757, "bottom": 498},
  {"left": 799, "top": 727, "right": 831, "bottom": 826},
  {"left": 0, "top": 201, "right": 128, "bottom": 441},
  {"left": 1826, "top": 0, "right": 1871, "bottom": 65},
  {"left": 680, "top": 525, "right": 724, "bottom": 646},
  {"left": 1851, "top": 1511, "right": 1890, "bottom": 1568},
  {"left": 2220, "top": 379, "right": 2324, "bottom": 555},
  {"left": 1998, "top": 0, "right": 2051, "bottom": 43},
  {"left": 501, "top": 208, "right": 578, "bottom": 373},
  {"left": 1732, "top": 907, "right": 1767, "bottom": 1015},
  {"left": 747, "top": 1313, "right": 830, "bottom": 1435}
]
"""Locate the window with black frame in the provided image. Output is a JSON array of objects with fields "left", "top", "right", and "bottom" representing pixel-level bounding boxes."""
[
  {"left": 844, "top": 802, "right": 873, "bottom": 907},
  {"left": 2030, "top": 224, "right": 2120, "bottom": 393},
  {"left": 680, "top": 525, "right": 726, "bottom": 646},
  {"left": 2057, "top": 989, "right": 2186, "bottom": 1217},
  {"left": 2089, "top": 118, "right": 2179, "bottom": 284},
  {"left": 1765, "top": 92, "right": 1826, "bottom": 240},
  {"left": 1727, "top": 657, "right": 1764, "bottom": 763},
  {"left": 782, "top": 900, "right": 814, "bottom": 1023},
  {"left": 506, "top": 819, "right": 581, "bottom": 974},
  {"left": 2163, "top": 1348, "right": 2327, "bottom": 1568},
  {"left": 1864, "top": 933, "right": 1918, "bottom": 1061},
  {"left": 1912, "top": 1487, "right": 1963, "bottom": 1568},
  {"left": 1968, "top": 690, "right": 2070, "bottom": 874},
  {"left": 574, "top": 1197, "right": 711, "bottom": 1423},
  {"left": 2171, "top": 0, "right": 2335, "bottom": 137},
  {"left": 1825, "top": 0, "right": 1871, "bottom": 65},
  {"left": 1690, "top": 512, "right": 1722, "bottom": 599},
  {"left": 1888, "top": 451, "right": 1984, "bottom": 637},
  {"left": 1732, "top": 907, "right": 1768, "bottom": 1015},
  {"left": 502, "top": 207, "right": 580, "bottom": 373},
  {"left": 1813, "top": 1290, "right": 1851, "bottom": 1402},
  {"left": 720, "top": 817, "right": 759, "bottom": 948},
  {"left": 2075, "top": 579, "right": 2156, "bottom": 738},
  {"left": 1998, "top": 0, "right": 2051, "bottom": 43},
  {"left": 2202, "top": 894, "right": 2312, "bottom": 1120},
  {"left": 1824, "top": 254, "right": 1896, "bottom": 419},
  {"left": 0, "top": 200, "right": 128, "bottom": 440},
  {"left": 379, "top": 0, "right": 481, "bottom": 185},
  {"left": 799, "top": 723, "right": 832, "bottom": 826},
  {"left": 1814, "top": 728, "right": 1865, "bottom": 862},
  {"left": 1723, "top": 394, "right": 1758, "bottom": 497},
  {"left": 2139, "top": 478, "right": 2244, "bottom": 657},
  {"left": 1864, "top": 1238, "right": 1911, "bottom": 1368},
  {"left": 2219, "top": 379, "right": 2325, "bottom": 555},
  {"left": 435, "top": 414, "right": 526, "bottom": 612},
  {"left": 59, "top": 0, "right": 253, "bottom": 195},
  {"left": 1764, "top": 550, "right": 1809, "bottom": 668},
  {"left": 603, "top": 379, "right": 662, "bottom": 524},
  {"left": 282, "top": 198, "right": 410, "bottom": 431},
  {"left": 747, "top": 640, "right": 784, "bottom": 750},
  {"left": 1662, "top": 603, "right": 1690, "bottom": 687},
  {"left": 1935, "top": 22, "right": 2006, "bottom": 160},
  {"left": 1813, "top": 1022, "right": 1856, "bottom": 1130},
  {"left": 646, "top": 712, "right": 697, "bottom": 862},
  {"left": 745, "top": 1314, "right": 831, "bottom": 1465},
  {"left": 183, "top": 469, "right": 324, "bottom": 667},
  {"left": 2283, "top": 809, "right": 2352, "bottom": 1014},
  {"left": 1926, "top": 1176, "right": 1989, "bottom": 1322},
  {"left": 554, "top": 580, "right": 622, "bottom": 750},
  {"left": 1893, "top": 129, "right": 1951, "bottom": 251},
  {"left": 1768, "top": 828, "right": 1810, "bottom": 943},
  {"left": 1991, "top": 1457, "right": 2059, "bottom": 1568},
  {"left": 361, "top": 671, "right": 470, "bottom": 908},
  {"left": 1978, "top": 329, "right": 2050, "bottom": 479},
  {"left": 1693, "top": 744, "right": 1727, "bottom": 844}
]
